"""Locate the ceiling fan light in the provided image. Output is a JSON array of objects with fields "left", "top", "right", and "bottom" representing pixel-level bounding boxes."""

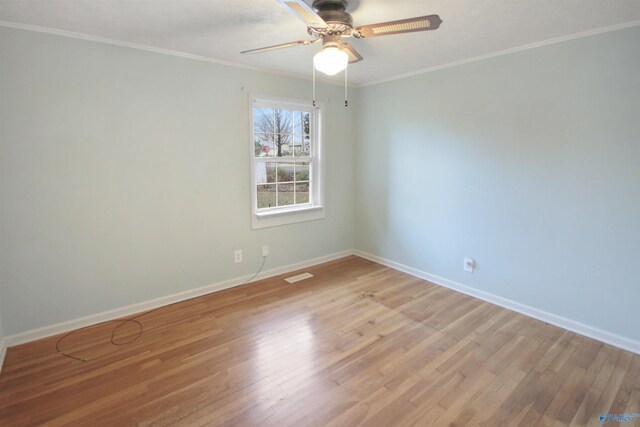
[{"left": 313, "top": 47, "right": 349, "bottom": 76}]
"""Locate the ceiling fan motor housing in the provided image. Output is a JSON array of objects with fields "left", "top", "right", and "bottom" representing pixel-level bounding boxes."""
[
  {"left": 311, "top": 0, "right": 354, "bottom": 35},
  {"left": 312, "top": 0, "right": 348, "bottom": 11}
]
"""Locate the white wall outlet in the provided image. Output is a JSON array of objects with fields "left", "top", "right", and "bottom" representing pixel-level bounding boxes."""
[
  {"left": 464, "top": 257, "right": 475, "bottom": 273},
  {"left": 261, "top": 245, "right": 270, "bottom": 257},
  {"left": 234, "top": 249, "right": 243, "bottom": 263}
]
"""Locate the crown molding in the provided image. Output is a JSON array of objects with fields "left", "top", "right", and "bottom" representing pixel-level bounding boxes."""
[
  {"left": 356, "top": 20, "right": 640, "bottom": 88},
  {"left": 0, "top": 20, "right": 348, "bottom": 87},
  {"left": 1, "top": 19, "right": 639, "bottom": 90}
]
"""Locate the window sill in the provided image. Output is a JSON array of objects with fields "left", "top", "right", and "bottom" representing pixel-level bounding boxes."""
[{"left": 252, "top": 205, "right": 325, "bottom": 229}]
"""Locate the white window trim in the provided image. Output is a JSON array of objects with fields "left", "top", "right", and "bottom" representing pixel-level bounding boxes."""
[{"left": 249, "top": 94, "right": 325, "bottom": 229}]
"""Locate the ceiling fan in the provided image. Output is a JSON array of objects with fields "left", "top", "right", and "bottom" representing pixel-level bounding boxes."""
[{"left": 241, "top": 0, "right": 442, "bottom": 76}]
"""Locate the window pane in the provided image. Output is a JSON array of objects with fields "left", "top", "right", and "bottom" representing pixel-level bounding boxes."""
[
  {"left": 277, "top": 183, "right": 294, "bottom": 206},
  {"left": 293, "top": 133, "right": 303, "bottom": 156},
  {"left": 295, "top": 161, "right": 309, "bottom": 181},
  {"left": 277, "top": 161, "right": 295, "bottom": 183},
  {"left": 274, "top": 133, "right": 293, "bottom": 157},
  {"left": 302, "top": 133, "right": 311, "bottom": 156},
  {"left": 257, "top": 184, "right": 276, "bottom": 209},
  {"left": 258, "top": 184, "right": 276, "bottom": 209},
  {"left": 256, "top": 161, "right": 276, "bottom": 184},
  {"left": 293, "top": 111, "right": 303, "bottom": 135},
  {"left": 295, "top": 182, "right": 309, "bottom": 204},
  {"left": 302, "top": 112, "right": 311, "bottom": 156},
  {"left": 293, "top": 111, "right": 311, "bottom": 156},
  {"left": 255, "top": 133, "right": 274, "bottom": 157},
  {"left": 254, "top": 108, "right": 274, "bottom": 133},
  {"left": 302, "top": 112, "right": 310, "bottom": 136},
  {"left": 274, "top": 109, "right": 293, "bottom": 134}
]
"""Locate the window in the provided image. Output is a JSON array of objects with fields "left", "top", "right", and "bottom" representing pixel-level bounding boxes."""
[{"left": 250, "top": 95, "right": 324, "bottom": 229}]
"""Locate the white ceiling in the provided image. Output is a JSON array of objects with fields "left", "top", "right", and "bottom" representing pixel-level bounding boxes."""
[{"left": 1, "top": 0, "right": 639, "bottom": 85}]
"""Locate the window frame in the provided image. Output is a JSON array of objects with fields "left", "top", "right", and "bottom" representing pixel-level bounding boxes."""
[{"left": 249, "top": 94, "right": 325, "bottom": 229}]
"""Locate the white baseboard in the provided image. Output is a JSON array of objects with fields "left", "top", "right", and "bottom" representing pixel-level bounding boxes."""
[
  {"left": 354, "top": 250, "right": 640, "bottom": 355},
  {"left": 3, "top": 249, "right": 355, "bottom": 349},
  {"left": 0, "top": 338, "right": 6, "bottom": 374},
  {"left": 3, "top": 247, "right": 637, "bottom": 373}
]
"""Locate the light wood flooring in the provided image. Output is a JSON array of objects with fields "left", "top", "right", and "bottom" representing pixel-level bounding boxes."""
[{"left": 0, "top": 256, "right": 638, "bottom": 426}]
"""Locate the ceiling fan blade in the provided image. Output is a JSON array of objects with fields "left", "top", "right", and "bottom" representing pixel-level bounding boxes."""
[
  {"left": 342, "top": 42, "right": 363, "bottom": 63},
  {"left": 276, "top": 0, "right": 328, "bottom": 29},
  {"left": 355, "top": 15, "right": 442, "bottom": 38},
  {"left": 241, "top": 39, "right": 317, "bottom": 55}
]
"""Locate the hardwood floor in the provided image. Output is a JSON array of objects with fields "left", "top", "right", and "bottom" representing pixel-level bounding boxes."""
[{"left": 0, "top": 256, "right": 638, "bottom": 426}]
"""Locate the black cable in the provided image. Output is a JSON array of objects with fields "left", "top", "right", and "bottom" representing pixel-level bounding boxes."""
[{"left": 56, "top": 256, "right": 267, "bottom": 362}]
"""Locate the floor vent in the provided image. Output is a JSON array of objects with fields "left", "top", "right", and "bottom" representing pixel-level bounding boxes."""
[{"left": 285, "top": 272, "right": 314, "bottom": 283}]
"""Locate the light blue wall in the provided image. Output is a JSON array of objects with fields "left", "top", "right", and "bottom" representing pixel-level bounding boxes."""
[
  {"left": 2, "top": 24, "right": 639, "bottom": 345},
  {"left": 354, "top": 26, "right": 640, "bottom": 342},
  {"left": 0, "top": 302, "right": 4, "bottom": 345},
  {"left": 0, "top": 27, "right": 355, "bottom": 335}
]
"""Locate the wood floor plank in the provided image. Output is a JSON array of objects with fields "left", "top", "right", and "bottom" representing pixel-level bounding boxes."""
[{"left": 0, "top": 256, "right": 637, "bottom": 426}]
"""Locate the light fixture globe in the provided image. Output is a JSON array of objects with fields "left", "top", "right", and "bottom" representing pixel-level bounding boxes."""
[{"left": 313, "top": 47, "right": 348, "bottom": 76}]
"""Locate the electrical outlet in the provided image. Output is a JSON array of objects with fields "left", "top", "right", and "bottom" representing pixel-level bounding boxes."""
[
  {"left": 234, "top": 249, "right": 243, "bottom": 263},
  {"left": 464, "top": 257, "right": 475, "bottom": 273},
  {"left": 262, "top": 245, "right": 270, "bottom": 257}
]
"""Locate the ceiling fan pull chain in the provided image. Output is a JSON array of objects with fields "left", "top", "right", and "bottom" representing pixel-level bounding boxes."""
[
  {"left": 312, "top": 65, "right": 317, "bottom": 107},
  {"left": 344, "top": 66, "right": 348, "bottom": 107}
]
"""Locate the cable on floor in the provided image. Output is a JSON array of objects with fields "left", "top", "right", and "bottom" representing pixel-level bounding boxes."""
[{"left": 56, "top": 255, "right": 267, "bottom": 362}]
